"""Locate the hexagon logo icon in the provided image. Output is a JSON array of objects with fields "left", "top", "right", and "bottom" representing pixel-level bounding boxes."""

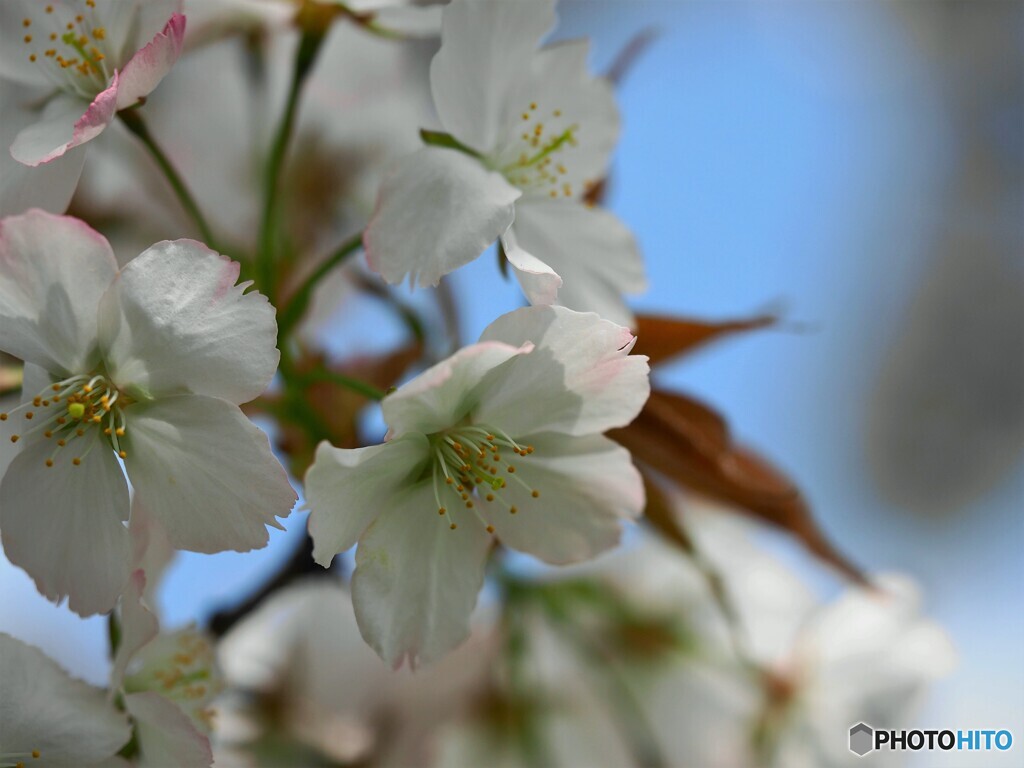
[{"left": 849, "top": 722, "right": 874, "bottom": 757}]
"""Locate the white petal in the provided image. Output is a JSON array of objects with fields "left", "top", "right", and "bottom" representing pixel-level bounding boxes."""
[
  {"left": 124, "top": 692, "right": 213, "bottom": 768},
  {"left": 0, "top": 83, "right": 87, "bottom": 216},
  {"left": 365, "top": 147, "right": 521, "bottom": 288},
  {"left": 498, "top": 40, "right": 620, "bottom": 196},
  {"left": 352, "top": 482, "right": 491, "bottom": 668},
  {"left": 128, "top": 495, "right": 177, "bottom": 605},
  {"left": 499, "top": 226, "right": 561, "bottom": 306},
  {"left": 10, "top": 85, "right": 117, "bottom": 166},
  {"left": 477, "top": 305, "right": 650, "bottom": 436},
  {"left": 0, "top": 2, "right": 56, "bottom": 87},
  {"left": 306, "top": 434, "right": 431, "bottom": 567},
  {"left": 116, "top": 0, "right": 185, "bottom": 55},
  {"left": 0, "top": 633, "right": 131, "bottom": 767},
  {"left": 430, "top": 0, "right": 556, "bottom": 153},
  {"left": 0, "top": 364, "right": 44, "bottom": 478},
  {"left": 372, "top": 4, "right": 443, "bottom": 37},
  {"left": 511, "top": 201, "right": 644, "bottom": 327},
  {"left": 110, "top": 570, "right": 159, "bottom": 693},
  {"left": 382, "top": 340, "right": 530, "bottom": 438},
  {"left": 99, "top": 240, "right": 279, "bottom": 404},
  {"left": 0, "top": 437, "right": 131, "bottom": 616},
  {"left": 123, "top": 395, "right": 296, "bottom": 554},
  {"left": 480, "top": 433, "right": 642, "bottom": 564},
  {"left": 0, "top": 210, "right": 117, "bottom": 376}
]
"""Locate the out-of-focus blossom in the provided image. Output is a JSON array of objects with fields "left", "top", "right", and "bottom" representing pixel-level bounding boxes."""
[
  {"left": 365, "top": 0, "right": 644, "bottom": 327},
  {"left": 306, "top": 305, "right": 649, "bottom": 667},
  {"left": 0, "top": 210, "right": 296, "bottom": 617},
  {"left": 0, "top": 632, "right": 131, "bottom": 767},
  {"left": 214, "top": 579, "right": 495, "bottom": 766},
  {"left": 183, "top": 0, "right": 441, "bottom": 46},
  {"left": 424, "top": 502, "right": 954, "bottom": 768},
  {"left": 0, "top": 1, "right": 185, "bottom": 214},
  {"left": 74, "top": 5, "right": 434, "bottom": 338},
  {"left": 109, "top": 503, "right": 219, "bottom": 768},
  {"left": 756, "top": 575, "right": 956, "bottom": 768}
]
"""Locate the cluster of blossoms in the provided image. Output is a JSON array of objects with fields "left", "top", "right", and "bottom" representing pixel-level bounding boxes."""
[{"left": 0, "top": 1, "right": 953, "bottom": 766}]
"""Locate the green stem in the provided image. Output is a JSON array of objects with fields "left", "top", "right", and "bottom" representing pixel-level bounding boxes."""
[
  {"left": 277, "top": 232, "right": 363, "bottom": 338},
  {"left": 257, "top": 30, "right": 325, "bottom": 301},
  {"left": 107, "top": 612, "right": 121, "bottom": 658},
  {"left": 298, "top": 368, "right": 386, "bottom": 401},
  {"left": 118, "top": 109, "right": 218, "bottom": 249}
]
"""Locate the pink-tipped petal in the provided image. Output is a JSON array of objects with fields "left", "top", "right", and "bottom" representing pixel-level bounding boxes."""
[
  {"left": 115, "top": 13, "right": 187, "bottom": 111},
  {"left": 10, "top": 81, "right": 118, "bottom": 167}
]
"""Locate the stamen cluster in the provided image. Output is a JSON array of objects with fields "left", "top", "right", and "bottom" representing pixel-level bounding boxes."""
[
  {"left": 430, "top": 425, "right": 538, "bottom": 531},
  {"left": 21, "top": 1, "right": 111, "bottom": 94},
  {"left": 2, "top": 373, "right": 128, "bottom": 467}
]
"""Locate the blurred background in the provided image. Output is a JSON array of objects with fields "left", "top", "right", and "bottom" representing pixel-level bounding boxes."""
[{"left": 2, "top": 2, "right": 1021, "bottom": 765}]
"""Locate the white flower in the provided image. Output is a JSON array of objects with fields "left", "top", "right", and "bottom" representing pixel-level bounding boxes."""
[
  {"left": 0, "top": 1, "right": 186, "bottom": 215},
  {"left": 215, "top": 579, "right": 498, "bottom": 765},
  {"left": 364, "top": 0, "right": 645, "bottom": 327},
  {"left": 0, "top": 631, "right": 131, "bottom": 768},
  {"left": 306, "top": 305, "right": 650, "bottom": 668},
  {"left": 763, "top": 575, "right": 956, "bottom": 768},
  {"left": 0, "top": 210, "right": 297, "bottom": 617}
]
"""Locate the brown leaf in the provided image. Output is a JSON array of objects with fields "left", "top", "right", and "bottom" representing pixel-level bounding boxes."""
[
  {"left": 633, "top": 313, "right": 776, "bottom": 367},
  {"left": 613, "top": 388, "right": 864, "bottom": 582}
]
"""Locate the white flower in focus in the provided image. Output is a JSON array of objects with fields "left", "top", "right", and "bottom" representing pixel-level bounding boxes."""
[
  {"left": 0, "top": 632, "right": 131, "bottom": 767},
  {"left": 0, "top": 1, "right": 186, "bottom": 215},
  {"left": 364, "top": 0, "right": 645, "bottom": 327},
  {"left": 306, "top": 305, "right": 650, "bottom": 667},
  {"left": 0, "top": 210, "right": 297, "bottom": 617}
]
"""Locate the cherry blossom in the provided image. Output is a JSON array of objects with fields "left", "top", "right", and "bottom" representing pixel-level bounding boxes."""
[
  {"left": 364, "top": 0, "right": 644, "bottom": 326},
  {"left": 306, "top": 305, "right": 650, "bottom": 667},
  {"left": 0, "top": 210, "right": 296, "bottom": 617},
  {"left": 0, "top": 1, "right": 186, "bottom": 214}
]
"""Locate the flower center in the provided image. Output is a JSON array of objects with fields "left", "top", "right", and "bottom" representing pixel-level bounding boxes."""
[
  {"left": 126, "top": 630, "right": 218, "bottom": 730},
  {"left": 20, "top": 1, "right": 113, "bottom": 98},
  {"left": 0, "top": 749, "right": 41, "bottom": 768},
  {"left": 2, "top": 372, "right": 130, "bottom": 467},
  {"left": 428, "top": 425, "right": 538, "bottom": 532},
  {"left": 498, "top": 101, "right": 581, "bottom": 198}
]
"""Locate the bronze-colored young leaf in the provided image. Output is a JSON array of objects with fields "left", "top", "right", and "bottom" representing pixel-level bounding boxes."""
[
  {"left": 613, "top": 388, "right": 864, "bottom": 582},
  {"left": 633, "top": 313, "right": 776, "bottom": 366}
]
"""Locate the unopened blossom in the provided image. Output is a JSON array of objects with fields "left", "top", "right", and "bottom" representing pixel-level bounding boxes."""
[
  {"left": 306, "top": 305, "right": 650, "bottom": 667},
  {"left": 365, "top": 0, "right": 645, "bottom": 327},
  {"left": 0, "top": 1, "right": 186, "bottom": 215},
  {"left": 0, "top": 632, "right": 131, "bottom": 768},
  {"left": 0, "top": 210, "right": 297, "bottom": 617}
]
